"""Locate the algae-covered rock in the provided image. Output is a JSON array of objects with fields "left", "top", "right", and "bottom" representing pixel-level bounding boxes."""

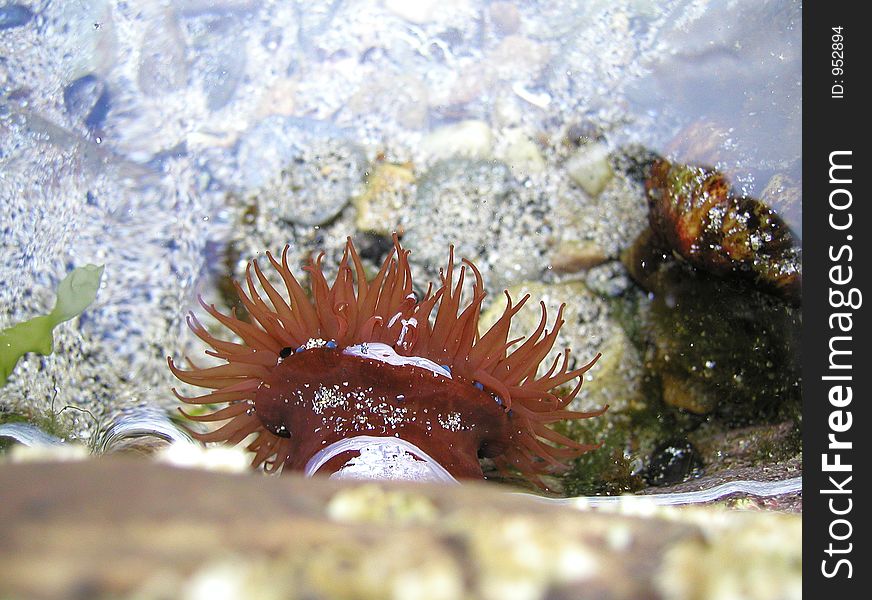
[
  {"left": 660, "top": 371, "right": 717, "bottom": 415},
  {"left": 645, "top": 158, "right": 801, "bottom": 303},
  {"left": 688, "top": 420, "right": 801, "bottom": 475},
  {"left": 630, "top": 255, "right": 801, "bottom": 423}
]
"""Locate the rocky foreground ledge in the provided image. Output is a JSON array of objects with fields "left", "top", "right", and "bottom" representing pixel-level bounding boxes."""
[{"left": 0, "top": 458, "right": 800, "bottom": 600}]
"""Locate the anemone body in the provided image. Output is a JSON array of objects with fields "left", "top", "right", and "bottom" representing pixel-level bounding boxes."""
[{"left": 169, "top": 235, "right": 604, "bottom": 486}]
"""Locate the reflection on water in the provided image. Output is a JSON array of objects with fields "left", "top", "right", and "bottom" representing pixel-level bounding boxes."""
[
  {"left": 626, "top": 1, "right": 801, "bottom": 235},
  {"left": 0, "top": 407, "right": 191, "bottom": 452}
]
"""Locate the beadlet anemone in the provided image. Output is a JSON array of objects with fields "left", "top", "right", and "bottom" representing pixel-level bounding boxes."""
[{"left": 168, "top": 235, "right": 605, "bottom": 487}]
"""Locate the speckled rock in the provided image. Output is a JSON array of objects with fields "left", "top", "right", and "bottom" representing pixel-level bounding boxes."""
[
  {"left": 43, "top": 0, "right": 118, "bottom": 77},
  {"left": 643, "top": 438, "right": 704, "bottom": 487},
  {"left": 235, "top": 116, "right": 367, "bottom": 226},
  {"left": 0, "top": 459, "right": 801, "bottom": 600},
  {"left": 585, "top": 261, "right": 634, "bottom": 298},
  {"left": 222, "top": 203, "right": 361, "bottom": 303},
  {"left": 0, "top": 123, "right": 214, "bottom": 440},
  {"left": 550, "top": 166, "right": 649, "bottom": 265},
  {"left": 403, "top": 159, "right": 545, "bottom": 290}
]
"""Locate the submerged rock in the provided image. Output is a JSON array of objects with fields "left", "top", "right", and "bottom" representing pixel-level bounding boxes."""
[
  {"left": 628, "top": 253, "right": 801, "bottom": 423},
  {"left": 404, "top": 158, "right": 544, "bottom": 290},
  {"left": 565, "top": 141, "right": 613, "bottom": 198},
  {"left": 550, "top": 152, "right": 649, "bottom": 272},
  {"left": 645, "top": 158, "right": 801, "bottom": 303},
  {"left": 549, "top": 239, "right": 608, "bottom": 273},
  {"left": 137, "top": 10, "right": 188, "bottom": 96},
  {"left": 63, "top": 74, "right": 111, "bottom": 131},
  {"left": 0, "top": 4, "right": 32, "bottom": 30},
  {"left": 419, "top": 120, "right": 494, "bottom": 163},
  {"left": 487, "top": 1, "right": 521, "bottom": 35},
  {"left": 644, "top": 438, "right": 704, "bottom": 487},
  {"left": 185, "top": 14, "right": 248, "bottom": 111},
  {"left": 236, "top": 116, "right": 367, "bottom": 226},
  {"left": 351, "top": 162, "right": 416, "bottom": 235},
  {"left": 623, "top": 158, "right": 802, "bottom": 424},
  {"left": 347, "top": 70, "right": 429, "bottom": 130},
  {"left": 496, "top": 129, "right": 545, "bottom": 176}
]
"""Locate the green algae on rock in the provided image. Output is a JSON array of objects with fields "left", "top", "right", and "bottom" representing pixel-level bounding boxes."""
[
  {"left": 631, "top": 257, "right": 801, "bottom": 423},
  {"left": 0, "top": 264, "right": 104, "bottom": 386},
  {"left": 621, "top": 159, "right": 802, "bottom": 423}
]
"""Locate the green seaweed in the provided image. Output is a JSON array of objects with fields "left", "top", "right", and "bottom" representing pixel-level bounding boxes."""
[{"left": 0, "top": 264, "right": 104, "bottom": 386}]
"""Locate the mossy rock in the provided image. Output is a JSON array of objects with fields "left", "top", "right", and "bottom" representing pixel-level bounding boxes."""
[{"left": 643, "top": 263, "right": 801, "bottom": 424}]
